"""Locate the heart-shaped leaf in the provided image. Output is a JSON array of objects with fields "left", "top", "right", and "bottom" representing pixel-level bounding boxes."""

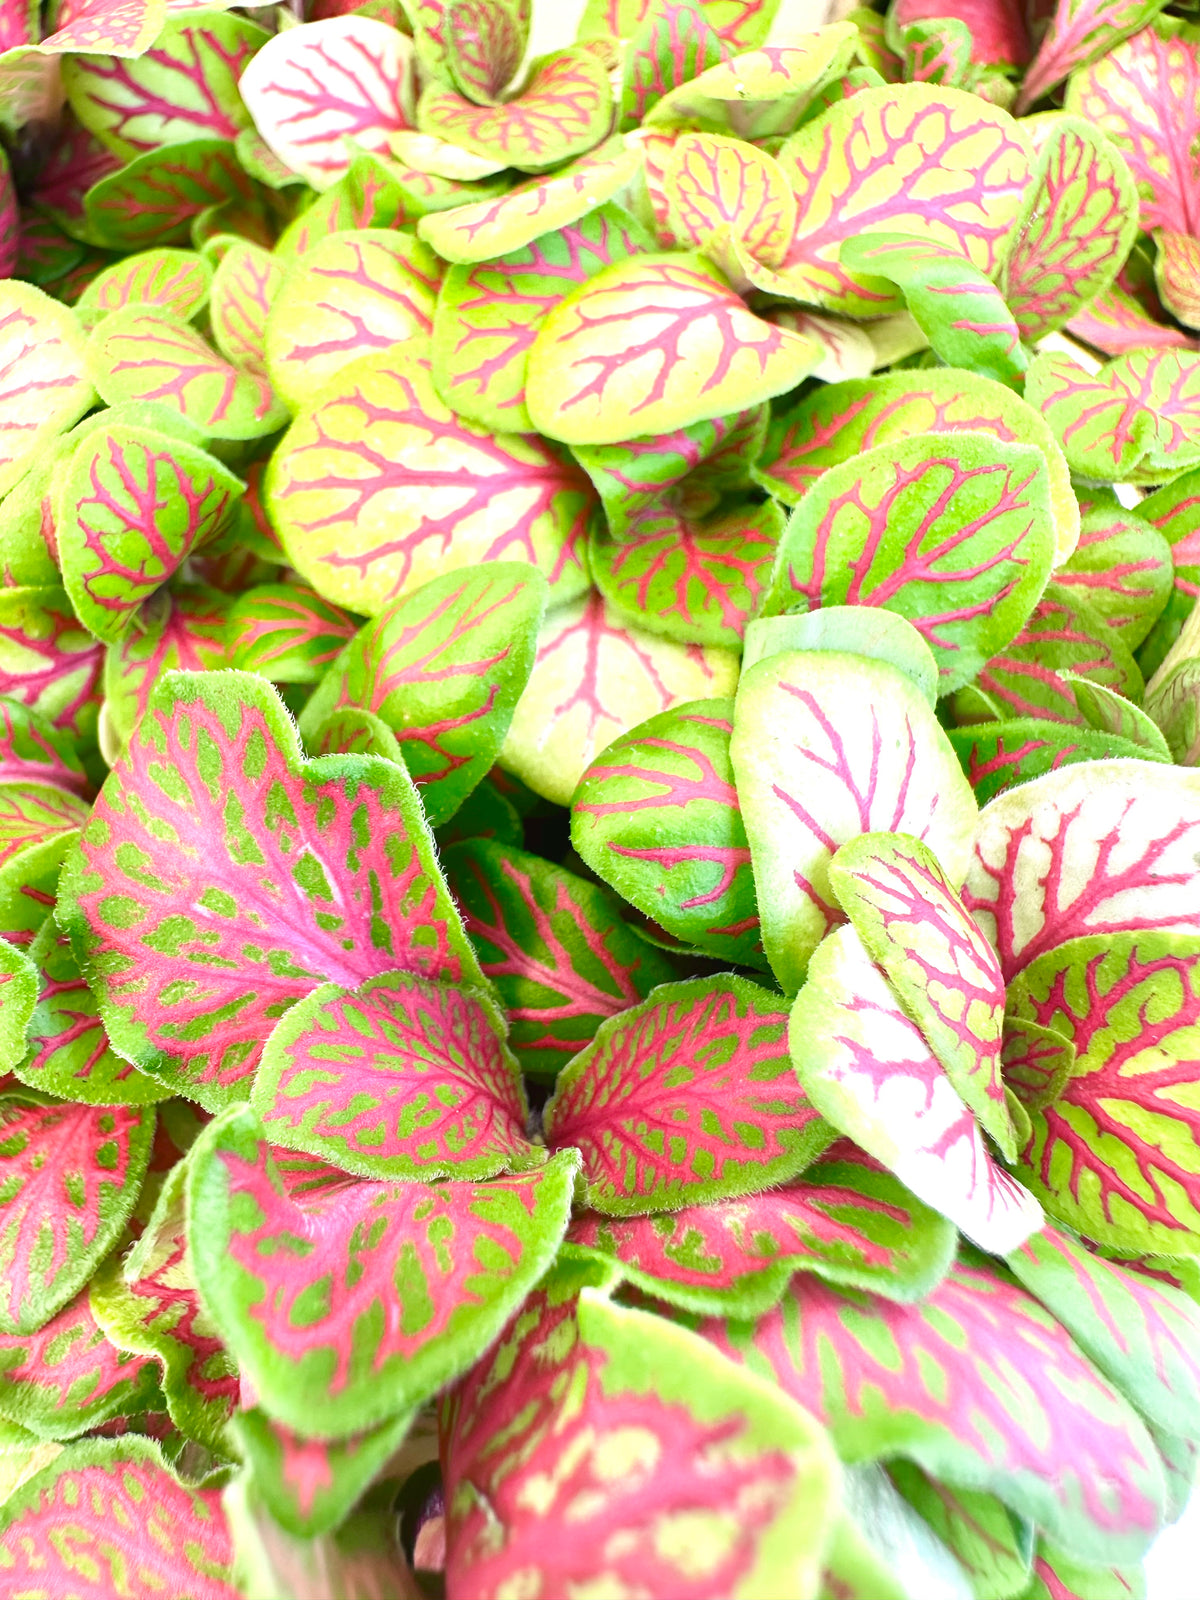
[
  {"left": 442, "top": 838, "right": 676, "bottom": 1078},
  {"left": 251, "top": 970, "right": 531, "bottom": 1181},
  {"left": 700, "top": 1259, "right": 1166, "bottom": 1565},
  {"left": 266, "top": 228, "right": 439, "bottom": 414},
  {"left": 187, "top": 1104, "right": 577, "bottom": 1436},
  {"left": 239, "top": 16, "right": 416, "bottom": 190},
  {"left": 266, "top": 347, "right": 594, "bottom": 616},
  {"left": 59, "top": 669, "right": 480, "bottom": 1108},
  {"left": 544, "top": 975, "right": 833, "bottom": 1214},
  {"left": 299, "top": 564, "right": 546, "bottom": 826},
  {"left": 0, "top": 1090, "right": 154, "bottom": 1334},
  {"left": 963, "top": 760, "right": 1200, "bottom": 982},
  {"left": 731, "top": 649, "right": 977, "bottom": 992},
  {"left": 761, "top": 431, "right": 1055, "bottom": 695},
  {"left": 571, "top": 698, "right": 763, "bottom": 966},
  {"left": 525, "top": 252, "right": 818, "bottom": 446},
  {"left": 788, "top": 925, "right": 1042, "bottom": 1253}
]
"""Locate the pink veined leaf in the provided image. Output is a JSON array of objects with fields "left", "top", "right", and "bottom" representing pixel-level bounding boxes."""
[
  {"left": 730, "top": 648, "right": 978, "bottom": 993},
  {"left": 40, "top": 0, "right": 165, "bottom": 54},
  {"left": 886, "top": 1462, "right": 1034, "bottom": 1600},
  {"left": 525, "top": 251, "right": 817, "bottom": 446},
  {"left": 788, "top": 924, "right": 1043, "bottom": 1254},
  {"left": 88, "top": 307, "right": 287, "bottom": 441},
  {"left": 441, "top": 837, "right": 676, "bottom": 1077},
  {"left": 582, "top": 0, "right": 778, "bottom": 51},
  {"left": 963, "top": 759, "right": 1200, "bottom": 983},
  {"left": 441, "top": 1270, "right": 841, "bottom": 1600},
  {"left": 618, "top": 0, "right": 726, "bottom": 130},
  {"left": 892, "top": 0, "right": 1030, "bottom": 65},
  {"left": 187, "top": 1105, "right": 578, "bottom": 1437},
  {"left": 1023, "top": 1541, "right": 1143, "bottom": 1600},
  {"left": 500, "top": 589, "right": 740, "bottom": 806},
  {"left": 543, "top": 975, "right": 834, "bottom": 1215},
  {"left": 1008, "top": 1223, "right": 1200, "bottom": 1442},
  {"left": 591, "top": 497, "right": 783, "bottom": 649},
  {"left": 829, "top": 831, "right": 1017, "bottom": 1160},
  {"left": 75, "top": 247, "right": 213, "bottom": 327},
  {"left": 772, "top": 84, "right": 1031, "bottom": 315},
  {"left": 1006, "top": 930, "right": 1200, "bottom": 1256},
  {"left": 228, "top": 584, "right": 357, "bottom": 686},
  {"left": 208, "top": 240, "right": 281, "bottom": 375},
  {"left": 950, "top": 717, "right": 1156, "bottom": 799},
  {"left": 0, "top": 0, "right": 36, "bottom": 51},
  {"left": 0, "top": 283, "right": 92, "bottom": 500},
  {"left": 1001, "top": 1015, "right": 1076, "bottom": 1112},
  {"left": 250, "top": 970, "right": 532, "bottom": 1181},
  {"left": 1067, "top": 284, "right": 1199, "bottom": 356},
  {"left": 60, "top": 9, "right": 267, "bottom": 159},
  {"left": 1054, "top": 495, "right": 1173, "bottom": 649},
  {"left": 298, "top": 564, "right": 546, "bottom": 826},
  {"left": 416, "top": 45, "right": 613, "bottom": 173},
  {"left": 265, "top": 348, "right": 595, "bottom": 617},
  {"left": 103, "top": 582, "right": 233, "bottom": 751},
  {"left": 61, "top": 670, "right": 482, "bottom": 1107},
  {"left": 1155, "top": 229, "right": 1200, "bottom": 330},
  {"left": 0, "top": 1286, "right": 158, "bottom": 1439},
  {"left": 28, "top": 108, "right": 122, "bottom": 227},
  {"left": 266, "top": 228, "right": 440, "bottom": 414},
  {"left": 564, "top": 1142, "right": 956, "bottom": 1313},
  {"left": 444, "top": 0, "right": 527, "bottom": 104},
  {"left": 571, "top": 698, "right": 763, "bottom": 966},
  {"left": 0, "top": 1436, "right": 240, "bottom": 1599},
  {"left": 82, "top": 138, "right": 257, "bottom": 253},
  {"left": 239, "top": 16, "right": 416, "bottom": 191},
  {"left": 1065, "top": 20, "right": 1200, "bottom": 235},
  {"left": 0, "top": 1091, "right": 154, "bottom": 1334},
  {"left": 1018, "top": 0, "right": 1167, "bottom": 111},
  {"left": 0, "top": 783, "right": 89, "bottom": 875},
  {"left": 701, "top": 1258, "right": 1167, "bottom": 1565},
  {"left": 0, "top": 588, "right": 105, "bottom": 748},
  {"left": 0, "top": 697, "right": 89, "bottom": 799}
]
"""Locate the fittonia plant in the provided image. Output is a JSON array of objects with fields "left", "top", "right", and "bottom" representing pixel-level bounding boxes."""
[{"left": 4, "top": 0, "right": 1200, "bottom": 1592}]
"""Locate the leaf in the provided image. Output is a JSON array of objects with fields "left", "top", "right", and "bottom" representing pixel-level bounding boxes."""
[
  {"left": 999, "top": 120, "right": 1138, "bottom": 341},
  {"left": 38, "top": 0, "right": 166, "bottom": 56},
  {"left": 0, "top": 0, "right": 35, "bottom": 50},
  {"left": 62, "top": 9, "right": 267, "bottom": 161},
  {"left": 441, "top": 838, "right": 676, "bottom": 1077},
  {"left": 15, "top": 919, "right": 168, "bottom": 1105},
  {"left": 743, "top": 607, "right": 940, "bottom": 703},
  {"left": 664, "top": 133, "right": 796, "bottom": 282},
  {"left": 760, "top": 431, "right": 1055, "bottom": 695},
  {"left": 769, "top": 85, "right": 1031, "bottom": 315},
  {"left": 0, "top": 939, "right": 38, "bottom": 1076},
  {"left": 1154, "top": 228, "right": 1200, "bottom": 330},
  {"left": 1068, "top": 283, "right": 1197, "bottom": 357},
  {"left": 839, "top": 233, "right": 1026, "bottom": 384},
  {"left": 0, "top": 281, "right": 92, "bottom": 499},
  {"left": 642, "top": 32, "right": 861, "bottom": 139},
  {"left": 442, "top": 1272, "right": 842, "bottom": 1600},
  {"left": 431, "top": 202, "right": 651, "bottom": 435},
  {"left": 571, "top": 698, "right": 763, "bottom": 966},
  {"left": 619, "top": 2, "right": 724, "bottom": 130},
  {"left": 565, "top": 1143, "right": 955, "bottom": 1315},
  {"left": 83, "top": 138, "right": 255, "bottom": 252},
  {"left": 830, "top": 832, "right": 1017, "bottom": 1160},
  {"left": 755, "top": 368, "right": 1079, "bottom": 565},
  {"left": 239, "top": 16, "right": 415, "bottom": 190},
  {"left": 886, "top": 1463, "right": 1034, "bottom": 1600},
  {"left": 1054, "top": 495, "right": 1173, "bottom": 655},
  {"left": 1021, "top": 1540, "right": 1144, "bottom": 1600},
  {"left": 0, "top": 1436, "right": 239, "bottom": 1598},
  {"left": 0, "top": 1287, "right": 158, "bottom": 1440},
  {"left": 228, "top": 584, "right": 358, "bottom": 687},
  {"left": 703, "top": 1257, "right": 1167, "bottom": 1564},
  {"left": 59, "top": 669, "right": 481, "bottom": 1109},
  {"left": 0, "top": 587, "right": 105, "bottom": 747},
  {"left": 1001, "top": 1016, "right": 1076, "bottom": 1113},
  {"left": 788, "top": 925, "right": 1042, "bottom": 1253},
  {"left": 417, "top": 45, "right": 612, "bottom": 172},
  {"left": 525, "top": 252, "right": 818, "bottom": 446},
  {"left": 592, "top": 498, "right": 783, "bottom": 648},
  {"left": 87, "top": 306, "right": 287, "bottom": 441},
  {"left": 298, "top": 564, "right": 546, "bottom": 827},
  {"left": 499, "top": 591, "right": 739, "bottom": 806},
  {"left": 0, "top": 780, "right": 91, "bottom": 950},
  {"left": 75, "top": 245, "right": 213, "bottom": 327},
  {"left": 1006, "top": 931, "right": 1200, "bottom": 1256},
  {"left": 955, "top": 582, "right": 1144, "bottom": 727},
  {"left": 543, "top": 975, "right": 832, "bottom": 1215},
  {"left": 251, "top": 970, "right": 531, "bottom": 1181},
  {"left": 1019, "top": 0, "right": 1166, "bottom": 110},
  {"left": 0, "top": 1090, "right": 153, "bottom": 1334},
  {"left": 58, "top": 423, "right": 243, "bottom": 644},
  {"left": 266, "top": 346, "right": 593, "bottom": 617},
  {"left": 102, "top": 582, "right": 232, "bottom": 750},
  {"left": 417, "top": 138, "right": 641, "bottom": 264},
  {"left": 266, "top": 227, "right": 439, "bottom": 415},
  {"left": 730, "top": 649, "right": 977, "bottom": 993},
  {"left": 89, "top": 1161, "right": 239, "bottom": 1451},
  {"left": 208, "top": 238, "right": 281, "bottom": 375},
  {"left": 1065, "top": 20, "right": 1200, "bottom": 236},
  {"left": 1008, "top": 1224, "right": 1200, "bottom": 1443},
  {"left": 963, "top": 760, "right": 1200, "bottom": 983},
  {"left": 948, "top": 719, "right": 1161, "bottom": 806},
  {"left": 230, "top": 1406, "right": 415, "bottom": 1540},
  {"left": 187, "top": 1104, "right": 577, "bottom": 1436}
]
